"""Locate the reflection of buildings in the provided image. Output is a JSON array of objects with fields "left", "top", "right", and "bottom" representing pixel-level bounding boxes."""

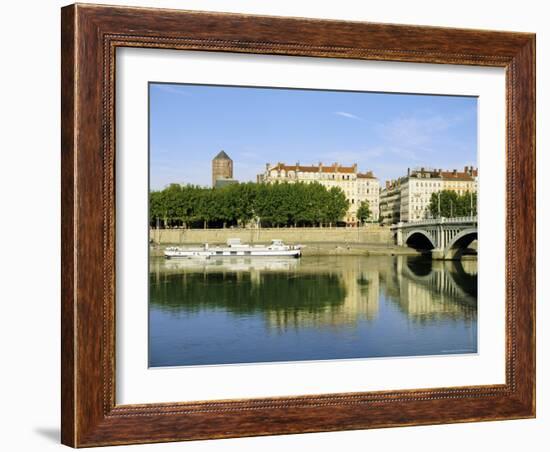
[
  {"left": 151, "top": 254, "right": 476, "bottom": 329},
  {"left": 379, "top": 179, "right": 401, "bottom": 225},
  {"left": 264, "top": 263, "right": 380, "bottom": 331},
  {"left": 152, "top": 256, "right": 380, "bottom": 329},
  {"left": 258, "top": 162, "right": 380, "bottom": 224},
  {"left": 460, "top": 259, "right": 477, "bottom": 276}
]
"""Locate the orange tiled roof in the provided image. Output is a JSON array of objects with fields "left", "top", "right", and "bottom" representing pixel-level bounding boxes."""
[
  {"left": 409, "top": 167, "right": 478, "bottom": 181},
  {"left": 440, "top": 171, "right": 476, "bottom": 181},
  {"left": 271, "top": 163, "right": 356, "bottom": 174},
  {"left": 357, "top": 172, "right": 376, "bottom": 179}
]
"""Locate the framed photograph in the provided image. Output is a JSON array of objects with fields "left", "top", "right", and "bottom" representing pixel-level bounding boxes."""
[{"left": 61, "top": 3, "right": 535, "bottom": 447}]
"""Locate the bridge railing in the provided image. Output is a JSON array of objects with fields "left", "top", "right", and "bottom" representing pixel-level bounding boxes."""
[{"left": 391, "top": 216, "right": 477, "bottom": 229}]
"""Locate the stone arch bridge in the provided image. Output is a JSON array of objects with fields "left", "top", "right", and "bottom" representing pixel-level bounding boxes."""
[{"left": 391, "top": 216, "right": 477, "bottom": 260}]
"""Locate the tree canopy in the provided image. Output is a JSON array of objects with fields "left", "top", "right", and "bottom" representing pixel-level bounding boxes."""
[
  {"left": 428, "top": 190, "right": 477, "bottom": 218},
  {"left": 149, "top": 182, "right": 350, "bottom": 228},
  {"left": 356, "top": 200, "right": 371, "bottom": 223}
]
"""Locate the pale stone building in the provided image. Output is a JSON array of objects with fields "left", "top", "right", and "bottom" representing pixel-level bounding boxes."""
[
  {"left": 379, "top": 179, "right": 402, "bottom": 225},
  {"left": 440, "top": 168, "right": 478, "bottom": 194},
  {"left": 401, "top": 167, "right": 477, "bottom": 222},
  {"left": 399, "top": 168, "right": 444, "bottom": 223},
  {"left": 258, "top": 162, "right": 380, "bottom": 224}
]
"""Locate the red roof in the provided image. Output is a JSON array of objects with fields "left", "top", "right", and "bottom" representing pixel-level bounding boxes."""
[
  {"left": 440, "top": 171, "right": 477, "bottom": 181},
  {"left": 270, "top": 162, "right": 357, "bottom": 174},
  {"left": 357, "top": 172, "right": 376, "bottom": 179}
]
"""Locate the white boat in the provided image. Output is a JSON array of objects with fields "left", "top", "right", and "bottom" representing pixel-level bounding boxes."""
[{"left": 164, "top": 238, "right": 302, "bottom": 259}]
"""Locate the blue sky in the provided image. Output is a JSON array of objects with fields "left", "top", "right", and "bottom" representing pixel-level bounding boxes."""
[{"left": 149, "top": 83, "right": 477, "bottom": 190}]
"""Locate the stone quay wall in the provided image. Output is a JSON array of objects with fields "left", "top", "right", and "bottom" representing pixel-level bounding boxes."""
[{"left": 150, "top": 226, "right": 393, "bottom": 245}]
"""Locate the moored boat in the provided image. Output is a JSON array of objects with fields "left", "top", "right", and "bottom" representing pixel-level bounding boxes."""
[{"left": 164, "top": 238, "right": 302, "bottom": 259}]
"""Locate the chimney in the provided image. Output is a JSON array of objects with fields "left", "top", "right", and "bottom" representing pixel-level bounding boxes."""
[
  {"left": 318, "top": 162, "right": 323, "bottom": 171},
  {"left": 352, "top": 163, "right": 358, "bottom": 172},
  {"left": 265, "top": 163, "right": 270, "bottom": 170},
  {"left": 407, "top": 168, "right": 410, "bottom": 176},
  {"left": 453, "top": 169, "right": 457, "bottom": 175}
]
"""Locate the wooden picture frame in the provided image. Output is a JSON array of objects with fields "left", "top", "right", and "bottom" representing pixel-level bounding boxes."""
[{"left": 61, "top": 3, "right": 535, "bottom": 447}]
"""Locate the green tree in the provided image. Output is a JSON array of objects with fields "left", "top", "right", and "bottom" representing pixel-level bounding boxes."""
[
  {"left": 325, "top": 187, "right": 349, "bottom": 226},
  {"left": 149, "top": 180, "right": 356, "bottom": 229},
  {"left": 429, "top": 190, "right": 477, "bottom": 218},
  {"left": 149, "top": 190, "right": 163, "bottom": 227},
  {"left": 356, "top": 200, "right": 371, "bottom": 224}
]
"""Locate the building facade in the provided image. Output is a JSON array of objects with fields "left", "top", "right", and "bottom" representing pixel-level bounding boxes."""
[
  {"left": 211, "top": 150, "right": 234, "bottom": 187},
  {"left": 380, "top": 167, "right": 478, "bottom": 224},
  {"left": 258, "top": 162, "right": 380, "bottom": 224},
  {"left": 379, "top": 179, "right": 402, "bottom": 225}
]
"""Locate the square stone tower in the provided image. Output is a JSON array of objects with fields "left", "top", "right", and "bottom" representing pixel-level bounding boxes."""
[{"left": 212, "top": 150, "right": 233, "bottom": 187}]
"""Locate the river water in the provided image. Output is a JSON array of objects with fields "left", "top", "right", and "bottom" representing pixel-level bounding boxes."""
[{"left": 149, "top": 255, "right": 477, "bottom": 367}]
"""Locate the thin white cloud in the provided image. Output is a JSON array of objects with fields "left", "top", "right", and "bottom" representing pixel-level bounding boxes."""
[
  {"left": 152, "top": 84, "right": 193, "bottom": 97},
  {"left": 379, "top": 115, "right": 451, "bottom": 148},
  {"left": 334, "top": 111, "right": 361, "bottom": 120}
]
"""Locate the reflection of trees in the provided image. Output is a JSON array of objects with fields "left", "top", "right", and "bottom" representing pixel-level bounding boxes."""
[
  {"left": 149, "top": 254, "right": 477, "bottom": 330},
  {"left": 150, "top": 257, "right": 380, "bottom": 330},
  {"left": 264, "top": 262, "right": 380, "bottom": 331},
  {"left": 150, "top": 271, "right": 346, "bottom": 316}
]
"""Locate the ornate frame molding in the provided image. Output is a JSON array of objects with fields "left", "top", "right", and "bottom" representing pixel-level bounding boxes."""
[{"left": 62, "top": 4, "right": 535, "bottom": 447}]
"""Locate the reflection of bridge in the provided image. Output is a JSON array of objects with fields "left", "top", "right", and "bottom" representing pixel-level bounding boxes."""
[
  {"left": 379, "top": 256, "right": 477, "bottom": 323},
  {"left": 401, "top": 258, "right": 477, "bottom": 305},
  {"left": 391, "top": 217, "right": 477, "bottom": 260}
]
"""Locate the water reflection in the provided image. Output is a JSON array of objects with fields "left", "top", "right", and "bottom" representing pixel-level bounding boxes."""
[
  {"left": 149, "top": 255, "right": 477, "bottom": 366},
  {"left": 382, "top": 256, "right": 477, "bottom": 324},
  {"left": 151, "top": 255, "right": 476, "bottom": 326}
]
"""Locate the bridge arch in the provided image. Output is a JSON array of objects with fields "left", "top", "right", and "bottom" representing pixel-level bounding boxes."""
[
  {"left": 404, "top": 230, "right": 436, "bottom": 251},
  {"left": 444, "top": 228, "right": 477, "bottom": 259}
]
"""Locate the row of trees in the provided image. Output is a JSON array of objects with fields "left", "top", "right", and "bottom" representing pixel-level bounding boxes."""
[
  {"left": 149, "top": 182, "right": 360, "bottom": 228},
  {"left": 428, "top": 190, "right": 477, "bottom": 218}
]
